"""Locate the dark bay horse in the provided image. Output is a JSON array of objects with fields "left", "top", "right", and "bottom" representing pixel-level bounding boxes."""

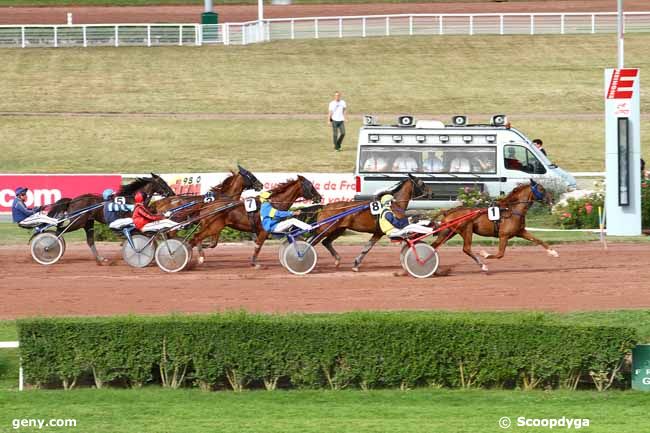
[
  {"left": 430, "top": 179, "right": 557, "bottom": 273},
  {"left": 190, "top": 175, "right": 322, "bottom": 268},
  {"left": 46, "top": 173, "right": 175, "bottom": 264},
  {"left": 310, "top": 174, "right": 429, "bottom": 272}
]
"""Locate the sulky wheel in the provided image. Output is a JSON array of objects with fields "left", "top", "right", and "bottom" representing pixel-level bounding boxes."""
[
  {"left": 278, "top": 240, "right": 290, "bottom": 268},
  {"left": 122, "top": 234, "right": 155, "bottom": 268},
  {"left": 403, "top": 242, "right": 440, "bottom": 279},
  {"left": 30, "top": 232, "right": 65, "bottom": 265},
  {"left": 282, "top": 240, "right": 317, "bottom": 276},
  {"left": 399, "top": 243, "right": 409, "bottom": 270},
  {"left": 155, "top": 238, "right": 191, "bottom": 273}
]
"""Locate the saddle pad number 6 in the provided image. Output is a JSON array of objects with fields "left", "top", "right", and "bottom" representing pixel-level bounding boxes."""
[
  {"left": 487, "top": 207, "right": 500, "bottom": 221},
  {"left": 244, "top": 198, "right": 257, "bottom": 212},
  {"left": 370, "top": 201, "right": 382, "bottom": 215}
]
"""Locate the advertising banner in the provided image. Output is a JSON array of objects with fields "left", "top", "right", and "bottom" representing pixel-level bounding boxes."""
[{"left": 0, "top": 174, "right": 122, "bottom": 213}]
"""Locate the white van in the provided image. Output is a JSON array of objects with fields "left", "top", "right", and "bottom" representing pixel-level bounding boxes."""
[{"left": 353, "top": 115, "right": 577, "bottom": 209}]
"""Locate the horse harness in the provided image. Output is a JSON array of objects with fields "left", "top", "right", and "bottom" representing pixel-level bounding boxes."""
[{"left": 489, "top": 199, "right": 535, "bottom": 236}]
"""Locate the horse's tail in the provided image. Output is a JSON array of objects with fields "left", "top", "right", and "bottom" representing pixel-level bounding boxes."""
[{"left": 47, "top": 198, "right": 72, "bottom": 218}]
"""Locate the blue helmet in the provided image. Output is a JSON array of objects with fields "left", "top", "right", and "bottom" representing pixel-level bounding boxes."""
[
  {"left": 102, "top": 189, "right": 114, "bottom": 201},
  {"left": 15, "top": 186, "right": 28, "bottom": 196}
]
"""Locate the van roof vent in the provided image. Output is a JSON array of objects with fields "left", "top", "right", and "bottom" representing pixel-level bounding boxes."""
[{"left": 415, "top": 120, "right": 445, "bottom": 129}]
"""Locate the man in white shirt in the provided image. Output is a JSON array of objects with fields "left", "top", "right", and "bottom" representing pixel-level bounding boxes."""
[
  {"left": 392, "top": 152, "right": 419, "bottom": 172},
  {"left": 362, "top": 153, "right": 389, "bottom": 172},
  {"left": 328, "top": 91, "right": 347, "bottom": 151}
]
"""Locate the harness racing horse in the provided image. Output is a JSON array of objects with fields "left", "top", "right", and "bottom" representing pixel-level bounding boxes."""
[
  {"left": 189, "top": 175, "right": 322, "bottom": 268},
  {"left": 430, "top": 179, "right": 557, "bottom": 273},
  {"left": 46, "top": 173, "right": 175, "bottom": 264},
  {"left": 310, "top": 173, "right": 428, "bottom": 272}
]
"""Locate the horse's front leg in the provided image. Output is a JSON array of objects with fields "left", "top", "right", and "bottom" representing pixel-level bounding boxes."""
[
  {"left": 517, "top": 229, "right": 559, "bottom": 257},
  {"left": 352, "top": 232, "right": 383, "bottom": 272},
  {"left": 251, "top": 230, "right": 268, "bottom": 269}
]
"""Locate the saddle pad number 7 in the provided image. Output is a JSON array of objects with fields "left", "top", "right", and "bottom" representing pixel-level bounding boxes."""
[
  {"left": 244, "top": 198, "right": 258, "bottom": 212},
  {"left": 487, "top": 207, "right": 500, "bottom": 221},
  {"left": 370, "top": 201, "right": 382, "bottom": 215}
]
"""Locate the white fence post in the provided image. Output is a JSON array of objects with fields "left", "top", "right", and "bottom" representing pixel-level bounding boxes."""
[
  {"left": 195, "top": 24, "right": 201, "bottom": 46},
  {"left": 53, "top": 26, "right": 58, "bottom": 48},
  {"left": 500, "top": 14, "right": 504, "bottom": 35},
  {"left": 114, "top": 25, "right": 119, "bottom": 47},
  {"left": 439, "top": 15, "right": 443, "bottom": 35},
  {"left": 469, "top": 15, "right": 474, "bottom": 35},
  {"left": 147, "top": 24, "right": 151, "bottom": 47},
  {"left": 338, "top": 17, "right": 343, "bottom": 38},
  {"left": 291, "top": 19, "right": 295, "bottom": 40},
  {"left": 386, "top": 16, "right": 390, "bottom": 36},
  {"left": 591, "top": 14, "right": 596, "bottom": 34},
  {"left": 315, "top": 18, "right": 319, "bottom": 39},
  {"left": 179, "top": 25, "right": 183, "bottom": 46},
  {"left": 560, "top": 14, "right": 565, "bottom": 34},
  {"left": 82, "top": 25, "right": 87, "bottom": 47},
  {"left": 362, "top": 17, "right": 366, "bottom": 37},
  {"left": 530, "top": 14, "right": 535, "bottom": 35},
  {"left": 21, "top": 26, "right": 25, "bottom": 48},
  {"left": 409, "top": 15, "right": 413, "bottom": 36},
  {"left": 266, "top": 20, "right": 270, "bottom": 42}
]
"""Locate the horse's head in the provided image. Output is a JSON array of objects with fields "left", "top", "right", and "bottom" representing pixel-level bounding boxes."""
[
  {"left": 529, "top": 179, "right": 553, "bottom": 206},
  {"left": 407, "top": 173, "right": 429, "bottom": 199},
  {"left": 298, "top": 175, "right": 322, "bottom": 204},
  {"left": 148, "top": 173, "right": 176, "bottom": 198},
  {"left": 238, "top": 165, "right": 263, "bottom": 191}
]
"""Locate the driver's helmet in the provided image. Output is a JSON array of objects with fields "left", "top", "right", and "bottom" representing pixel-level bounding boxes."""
[
  {"left": 380, "top": 194, "right": 394, "bottom": 207},
  {"left": 102, "top": 189, "right": 114, "bottom": 201},
  {"left": 134, "top": 191, "right": 147, "bottom": 204},
  {"left": 259, "top": 191, "right": 271, "bottom": 202}
]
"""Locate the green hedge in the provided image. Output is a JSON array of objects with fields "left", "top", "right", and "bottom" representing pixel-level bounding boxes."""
[{"left": 17, "top": 312, "right": 636, "bottom": 391}]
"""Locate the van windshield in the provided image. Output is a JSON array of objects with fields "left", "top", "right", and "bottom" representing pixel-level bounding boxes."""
[{"left": 359, "top": 145, "right": 497, "bottom": 174}]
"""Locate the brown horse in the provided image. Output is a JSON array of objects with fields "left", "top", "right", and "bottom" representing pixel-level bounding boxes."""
[
  {"left": 46, "top": 173, "right": 175, "bottom": 264},
  {"left": 190, "top": 175, "right": 322, "bottom": 268},
  {"left": 151, "top": 165, "right": 263, "bottom": 217},
  {"left": 310, "top": 174, "right": 429, "bottom": 271},
  {"left": 430, "top": 179, "right": 557, "bottom": 273}
]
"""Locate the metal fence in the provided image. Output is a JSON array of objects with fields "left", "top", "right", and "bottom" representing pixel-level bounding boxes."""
[{"left": 1, "top": 12, "right": 649, "bottom": 48}]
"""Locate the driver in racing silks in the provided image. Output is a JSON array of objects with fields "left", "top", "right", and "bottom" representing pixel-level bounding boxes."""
[
  {"left": 131, "top": 191, "right": 177, "bottom": 232},
  {"left": 378, "top": 194, "right": 432, "bottom": 238},
  {"left": 11, "top": 187, "right": 41, "bottom": 223},
  {"left": 259, "top": 191, "right": 312, "bottom": 233},
  {"left": 102, "top": 189, "right": 134, "bottom": 229}
]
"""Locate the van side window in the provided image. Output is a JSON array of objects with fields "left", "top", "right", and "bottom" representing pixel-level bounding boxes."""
[{"left": 504, "top": 145, "right": 547, "bottom": 174}]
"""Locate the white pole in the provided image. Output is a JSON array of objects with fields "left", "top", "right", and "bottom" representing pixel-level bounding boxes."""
[
  {"left": 19, "top": 360, "right": 24, "bottom": 391},
  {"left": 617, "top": 0, "right": 624, "bottom": 68},
  {"left": 258, "top": 0, "right": 264, "bottom": 42}
]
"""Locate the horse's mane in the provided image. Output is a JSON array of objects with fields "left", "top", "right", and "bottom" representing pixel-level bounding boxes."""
[
  {"left": 373, "top": 178, "right": 407, "bottom": 199},
  {"left": 210, "top": 170, "right": 236, "bottom": 195},
  {"left": 118, "top": 177, "right": 152, "bottom": 196},
  {"left": 270, "top": 177, "right": 300, "bottom": 195},
  {"left": 498, "top": 183, "right": 531, "bottom": 204}
]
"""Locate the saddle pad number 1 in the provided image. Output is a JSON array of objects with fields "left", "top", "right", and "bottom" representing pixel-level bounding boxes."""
[
  {"left": 244, "top": 198, "right": 257, "bottom": 212},
  {"left": 370, "top": 201, "right": 382, "bottom": 215},
  {"left": 487, "top": 207, "right": 500, "bottom": 221}
]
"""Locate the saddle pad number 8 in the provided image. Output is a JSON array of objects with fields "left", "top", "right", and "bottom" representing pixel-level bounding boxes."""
[
  {"left": 244, "top": 198, "right": 257, "bottom": 212},
  {"left": 487, "top": 207, "right": 500, "bottom": 221},
  {"left": 370, "top": 201, "right": 382, "bottom": 215}
]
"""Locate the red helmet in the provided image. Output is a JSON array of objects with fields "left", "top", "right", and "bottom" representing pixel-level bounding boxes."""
[{"left": 134, "top": 191, "right": 147, "bottom": 204}]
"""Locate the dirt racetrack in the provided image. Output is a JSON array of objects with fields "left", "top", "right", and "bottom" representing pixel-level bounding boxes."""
[
  {"left": 1, "top": 241, "right": 648, "bottom": 319},
  {"left": 1, "top": 1, "right": 649, "bottom": 25}
]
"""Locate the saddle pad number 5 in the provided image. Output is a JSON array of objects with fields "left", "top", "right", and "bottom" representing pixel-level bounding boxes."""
[
  {"left": 244, "top": 198, "right": 257, "bottom": 212},
  {"left": 370, "top": 201, "right": 382, "bottom": 215},
  {"left": 487, "top": 207, "right": 500, "bottom": 221},
  {"left": 114, "top": 196, "right": 126, "bottom": 205}
]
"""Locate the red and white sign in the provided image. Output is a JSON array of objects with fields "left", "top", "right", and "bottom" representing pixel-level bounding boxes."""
[
  {"left": 606, "top": 68, "right": 639, "bottom": 100},
  {"left": 0, "top": 175, "right": 122, "bottom": 213}
]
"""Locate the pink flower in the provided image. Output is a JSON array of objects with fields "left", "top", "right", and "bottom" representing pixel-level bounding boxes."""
[
  {"left": 585, "top": 203, "right": 593, "bottom": 214},
  {"left": 562, "top": 212, "right": 572, "bottom": 219}
]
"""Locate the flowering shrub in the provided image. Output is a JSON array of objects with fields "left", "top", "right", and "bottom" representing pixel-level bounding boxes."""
[
  {"left": 457, "top": 186, "right": 493, "bottom": 208},
  {"left": 553, "top": 192, "right": 604, "bottom": 229}
]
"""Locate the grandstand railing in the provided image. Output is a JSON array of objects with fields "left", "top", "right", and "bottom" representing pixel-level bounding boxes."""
[{"left": 1, "top": 12, "right": 649, "bottom": 48}]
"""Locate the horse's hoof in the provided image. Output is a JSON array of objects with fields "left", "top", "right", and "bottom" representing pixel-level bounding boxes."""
[
  {"left": 481, "top": 264, "right": 489, "bottom": 273},
  {"left": 253, "top": 264, "right": 264, "bottom": 270},
  {"left": 198, "top": 256, "right": 205, "bottom": 265},
  {"left": 334, "top": 259, "right": 341, "bottom": 268},
  {"left": 479, "top": 250, "right": 489, "bottom": 258},
  {"left": 548, "top": 249, "right": 559, "bottom": 258},
  {"left": 352, "top": 266, "right": 360, "bottom": 273},
  {"left": 393, "top": 270, "right": 407, "bottom": 277}
]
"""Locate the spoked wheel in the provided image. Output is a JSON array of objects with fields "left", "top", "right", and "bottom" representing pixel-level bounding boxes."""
[
  {"left": 122, "top": 235, "right": 155, "bottom": 268},
  {"left": 30, "top": 232, "right": 65, "bottom": 265},
  {"left": 278, "top": 240, "right": 290, "bottom": 268},
  {"left": 403, "top": 242, "right": 440, "bottom": 279},
  {"left": 155, "top": 238, "right": 192, "bottom": 273},
  {"left": 60, "top": 237, "right": 67, "bottom": 256},
  {"left": 283, "top": 240, "right": 317, "bottom": 276}
]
